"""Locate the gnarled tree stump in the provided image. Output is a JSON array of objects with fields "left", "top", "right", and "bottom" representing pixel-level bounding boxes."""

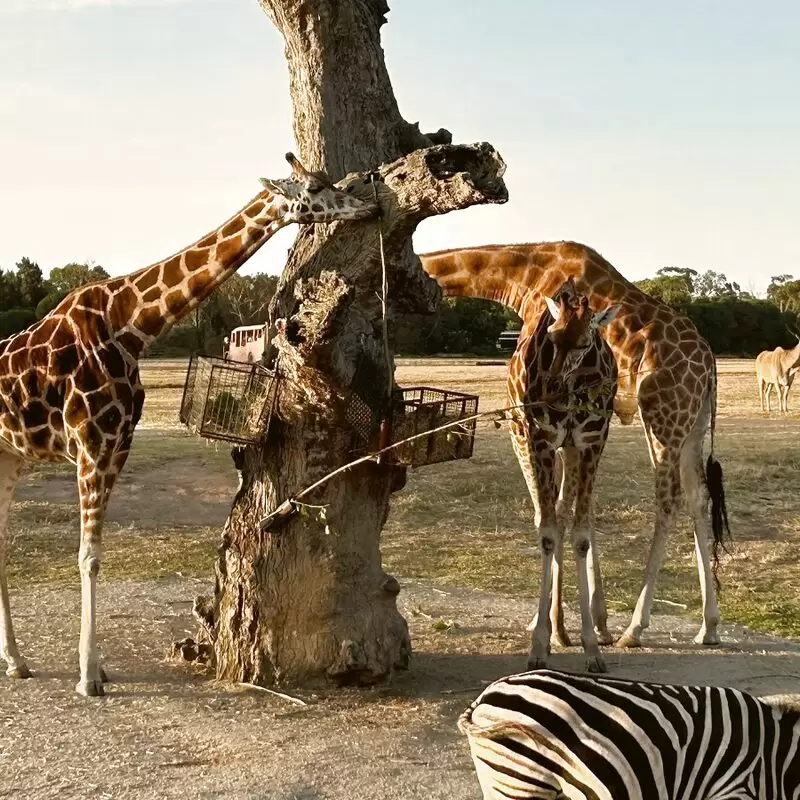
[{"left": 197, "top": 0, "right": 508, "bottom": 687}]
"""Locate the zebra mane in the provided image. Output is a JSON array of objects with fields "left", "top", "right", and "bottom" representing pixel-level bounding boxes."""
[{"left": 759, "top": 694, "right": 800, "bottom": 716}]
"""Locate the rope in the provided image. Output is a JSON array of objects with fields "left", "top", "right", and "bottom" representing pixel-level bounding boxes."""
[
  {"left": 369, "top": 173, "right": 393, "bottom": 460},
  {"left": 370, "top": 174, "right": 392, "bottom": 403}
]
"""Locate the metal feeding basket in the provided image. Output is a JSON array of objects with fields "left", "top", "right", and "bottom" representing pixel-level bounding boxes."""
[
  {"left": 388, "top": 386, "right": 479, "bottom": 467},
  {"left": 179, "top": 354, "right": 279, "bottom": 445}
]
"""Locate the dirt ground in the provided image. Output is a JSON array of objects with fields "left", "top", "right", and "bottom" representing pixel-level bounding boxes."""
[
  {"left": 2, "top": 574, "right": 800, "bottom": 800},
  {"left": 3, "top": 357, "right": 800, "bottom": 799}
]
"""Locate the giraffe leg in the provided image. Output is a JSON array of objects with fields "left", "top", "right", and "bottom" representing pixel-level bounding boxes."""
[
  {"left": 75, "top": 446, "right": 127, "bottom": 697},
  {"left": 548, "top": 449, "right": 575, "bottom": 647},
  {"left": 528, "top": 524, "right": 558, "bottom": 670},
  {"left": 524, "top": 439, "right": 560, "bottom": 670},
  {"left": 527, "top": 452, "right": 571, "bottom": 647},
  {"left": 509, "top": 420, "right": 562, "bottom": 649},
  {"left": 562, "top": 446, "right": 611, "bottom": 646},
  {"left": 571, "top": 452, "right": 606, "bottom": 674},
  {"left": 0, "top": 452, "right": 28, "bottom": 679},
  {"left": 680, "top": 404, "right": 721, "bottom": 646},
  {"left": 616, "top": 442, "right": 681, "bottom": 649},
  {"left": 765, "top": 383, "right": 772, "bottom": 413},
  {"left": 587, "top": 529, "right": 612, "bottom": 646}
]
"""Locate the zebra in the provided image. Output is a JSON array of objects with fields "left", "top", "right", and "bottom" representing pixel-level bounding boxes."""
[{"left": 458, "top": 669, "right": 800, "bottom": 799}]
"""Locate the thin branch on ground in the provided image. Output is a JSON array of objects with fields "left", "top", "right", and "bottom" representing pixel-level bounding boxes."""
[{"left": 236, "top": 682, "right": 308, "bottom": 706}]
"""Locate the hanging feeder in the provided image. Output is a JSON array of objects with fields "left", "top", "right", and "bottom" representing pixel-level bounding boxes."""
[
  {"left": 387, "top": 386, "right": 479, "bottom": 467},
  {"left": 179, "top": 354, "right": 279, "bottom": 445}
]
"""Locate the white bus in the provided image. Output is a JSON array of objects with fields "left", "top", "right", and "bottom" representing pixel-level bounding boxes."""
[{"left": 224, "top": 324, "right": 267, "bottom": 363}]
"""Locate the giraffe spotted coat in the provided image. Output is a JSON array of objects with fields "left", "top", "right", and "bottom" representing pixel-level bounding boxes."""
[
  {"left": 0, "top": 155, "right": 375, "bottom": 697},
  {"left": 421, "top": 241, "right": 730, "bottom": 651},
  {"left": 508, "top": 278, "right": 619, "bottom": 672}
]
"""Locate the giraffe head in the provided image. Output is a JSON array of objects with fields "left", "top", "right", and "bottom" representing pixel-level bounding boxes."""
[
  {"left": 259, "top": 153, "right": 376, "bottom": 224},
  {"left": 544, "top": 279, "right": 620, "bottom": 377}
]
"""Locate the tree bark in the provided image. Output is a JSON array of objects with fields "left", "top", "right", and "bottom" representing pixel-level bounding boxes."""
[{"left": 200, "top": 0, "right": 507, "bottom": 687}]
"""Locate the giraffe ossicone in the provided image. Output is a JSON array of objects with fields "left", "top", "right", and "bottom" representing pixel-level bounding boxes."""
[{"left": 0, "top": 155, "right": 376, "bottom": 697}]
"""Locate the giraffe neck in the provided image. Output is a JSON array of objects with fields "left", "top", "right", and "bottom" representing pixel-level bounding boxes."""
[
  {"left": 109, "top": 191, "right": 290, "bottom": 348},
  {"left": 420, "top": 242, "right": 637, "bottom": 320},
  {"left": 420, "top": 245, "right": 542, "bottom": 317}
]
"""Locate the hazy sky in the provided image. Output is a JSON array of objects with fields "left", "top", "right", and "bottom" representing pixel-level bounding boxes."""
[{"left": 1, "top": 0, "right": 798, "bottom": 295}]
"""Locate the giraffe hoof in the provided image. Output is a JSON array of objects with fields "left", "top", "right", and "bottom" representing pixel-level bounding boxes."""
[
  {"left": 526, "top": 656, "right": 549, "bottom": 671},
  {"left": 614, "top": 632, "right": 643, "bottom": 649},
  {"left": 693, "top": 630, "right": 720, "bottom": 646},
  {"left": 595, "top": 630, "right": 614, "bottom": 646},
  {"left": 585, "top": 657, "right": 607, "bottom": 674},
  {"left": 6, "top": 662, "right": 31, "bottom": 679},
  {"left": 76, "top": 679, "right": 105, "bottom": 697}
]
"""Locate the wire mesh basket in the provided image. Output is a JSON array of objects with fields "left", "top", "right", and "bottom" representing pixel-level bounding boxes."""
[
  {"left": 388, "top": 386, "right": 479, "bottom": 467},
  {"left": 179, "top": 354, "right": 279, "bottom": 445}
]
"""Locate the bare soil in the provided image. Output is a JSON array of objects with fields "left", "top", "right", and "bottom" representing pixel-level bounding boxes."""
[{"left": 2, "top": 575, "right": 800, "bottom": 800}]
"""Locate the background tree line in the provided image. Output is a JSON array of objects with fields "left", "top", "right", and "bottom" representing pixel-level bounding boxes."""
[
  {"left": 2, "top": 257, "right": 798, "bottom": 357},
  {"left": 0, "top": 257, "right": 278, "bottom": 355},
  {"left": 634, "top": 267, "right": 800, "bottom": 356}
]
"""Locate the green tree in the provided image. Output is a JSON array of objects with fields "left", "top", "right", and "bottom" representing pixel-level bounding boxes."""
[
  {"left": 0, "top": 308, "right": 37, "bottom": 338},
  {"left": 635, "top": 274, "right": 692, "bottom": 306},
  {"left": 218, "top": 273, "right": 279, "bottom": 326},
  {"left": 48, "top": 262, "right": 110, "bottom": 294},
  {"left": 0, "top": 269, "right": 21, "bottom": 311},
  {"left": 693, "top": 270, "right": 741, "bottom": 299},
  {"left": 15, "top": 257, "right": 48, "bottom": 308},
  {"left": 36, "top": 289, "right": 70, "bottom": 319},
  {"left": 767, "top": 274, "right": 800, "bottom": 313},
  {"left": 395, "top": 298, "right": 510, "bottom": 355}
]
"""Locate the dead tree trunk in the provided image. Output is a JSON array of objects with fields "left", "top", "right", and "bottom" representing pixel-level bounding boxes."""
[{"left": 199, "top": 0, "right": 507, "bottom": 687}]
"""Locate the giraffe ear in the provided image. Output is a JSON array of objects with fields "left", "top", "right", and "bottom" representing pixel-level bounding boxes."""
[
  {"left": 259, "top": 177, "right": 280, "bottom": 194},
  {"left": 544, "top": 296, "right": 561, "bottom": 322},
  {"left": 593, "top": 304, "right": 621, "bottom": 328}
]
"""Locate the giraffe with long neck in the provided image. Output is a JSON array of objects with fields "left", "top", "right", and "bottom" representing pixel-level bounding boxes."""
[
  {"left": 513, "top": 277, "right": 619, "bottom": 673},
  {"left": 0, "top": 154, "right": 375, "bottom": 696},
  {"left": 421, "top": 241, "right": 730, "bottom": 650}
]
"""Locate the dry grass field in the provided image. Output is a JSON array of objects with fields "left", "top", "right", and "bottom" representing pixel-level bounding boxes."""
[
  {"left": 9, "top": 356, "right": 799, "bottom": 638},
  {"left": 3, "top": 355, "right": 800, "bottom": 799}
]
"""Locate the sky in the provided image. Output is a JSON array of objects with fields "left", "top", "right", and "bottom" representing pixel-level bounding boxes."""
[{"left": 1, "top": 0, "right": 798, "bottom": 296}]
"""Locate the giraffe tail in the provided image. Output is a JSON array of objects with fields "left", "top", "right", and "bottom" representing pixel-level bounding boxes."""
[
  {"left": 706, "top": 454, "right": 731, "bottom": 562},
  {"left": 705, "top": 357, "right": 731, "bottom": 575}
]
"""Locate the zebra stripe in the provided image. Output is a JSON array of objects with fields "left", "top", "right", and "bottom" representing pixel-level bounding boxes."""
[{"left": 459, "top": 669, "right": 800, "bottom": 799}]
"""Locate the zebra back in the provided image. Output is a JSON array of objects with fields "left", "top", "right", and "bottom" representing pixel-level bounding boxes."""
[{"left": 459, "top": 669, "right": 800, "bottom": 800}]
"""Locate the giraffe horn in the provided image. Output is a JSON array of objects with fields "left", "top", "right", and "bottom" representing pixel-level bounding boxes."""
[{"left": 285, "top": 152, "right": 312, "bottom": 179}]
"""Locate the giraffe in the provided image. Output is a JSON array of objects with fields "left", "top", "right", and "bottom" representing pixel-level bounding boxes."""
[
  {"left": 755, "top": 333, "right": 800, "bottom": 413},
  {"left": 421, "top": 241, "right": 731, "bottom": 650},
  {"left": 0, "top": 153, "right": 375, "bottom": 697},
  {"left": 510, "top": 277, "right": 619, "bottom": 673}
]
